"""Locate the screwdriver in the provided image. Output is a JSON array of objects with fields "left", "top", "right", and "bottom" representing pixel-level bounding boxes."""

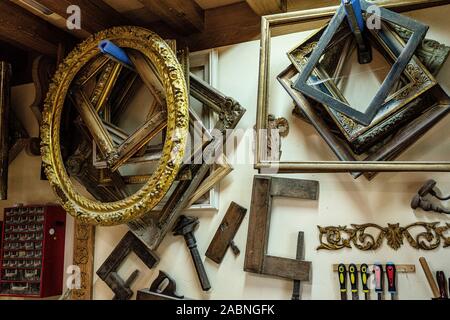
[
  {"left": 436, "top": 271, "right": 448, "bottom": 299},
  {"left": 360, "top": 263, "right": 370, "bottom": 300},
  {"left": 349, "top": 264, "right": 359, "bottom": 300},
  {"left": 386, "top": 263, "right": 397, "bottom": 300},
  {"left": 374, "top": 263, "right": 384, "bottom": 300},
  {"left": 338, "top": 264, "right": 348, "bottom": 300}
]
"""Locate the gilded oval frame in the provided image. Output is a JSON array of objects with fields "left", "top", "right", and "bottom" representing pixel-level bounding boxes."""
[{"left": 41, "top": 26, "right": 189, "bottom": 226}]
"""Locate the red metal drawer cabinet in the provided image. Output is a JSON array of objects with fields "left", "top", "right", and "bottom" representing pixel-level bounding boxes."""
[{"left": 0, "top": 204, "right": 66, "bottom": 298}]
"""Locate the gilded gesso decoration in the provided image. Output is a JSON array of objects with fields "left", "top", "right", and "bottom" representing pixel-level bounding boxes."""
[
  {"left": 41, "top": 26, "right": 189, "bottom": 225},
  {"left": 317, "top": 223, "right": 450, "bottom": 251}
]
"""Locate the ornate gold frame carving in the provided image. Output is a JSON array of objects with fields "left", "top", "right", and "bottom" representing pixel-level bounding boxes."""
[
  {"left": 41, "top": 26, "right": 190, "bottom": 226},
  {"left": 317, "top": 222, "right": 450, "bottom": 251}
]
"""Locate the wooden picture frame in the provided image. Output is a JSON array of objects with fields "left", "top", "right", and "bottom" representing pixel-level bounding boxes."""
[
  {"left": 278, "top": 65, "right": 450, "bottom": 180},
  {"left": 244, "top": 175, "right": 316, "bottom": 281},
  {"left": 254, "top": 0, "right": 450, "bottom": 173},
  {"left": 128, "top": 73, "right": 246, "bottom": 250},
  {"left": 0, "top": 62, "right": 11, "bottom": 200},
  {"left": 91, "top": 48, "right": 229, "bottom": 212},
  {"left": 287, "top": 21, "right": 439, "bottom": 154},
  {"left": 293, "top": 0, "right": 428, "bottom": 126}
]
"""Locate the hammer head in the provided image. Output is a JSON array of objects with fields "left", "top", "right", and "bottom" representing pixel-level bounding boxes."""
[{"left": 418, "top": 180, "right": 437, "bottom": 197}]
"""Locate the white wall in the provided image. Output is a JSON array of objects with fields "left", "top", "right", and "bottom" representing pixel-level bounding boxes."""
[
  {"left": 3, "top": 5, "right": 450, "bottom": 300},
  {"left": 0, "top": 84, "right": 74, "bottom": 300}
]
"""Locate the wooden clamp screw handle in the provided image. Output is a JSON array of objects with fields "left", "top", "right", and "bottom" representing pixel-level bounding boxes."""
[{"left": 419, "top": 257, "right": 440, "bottom": 299}]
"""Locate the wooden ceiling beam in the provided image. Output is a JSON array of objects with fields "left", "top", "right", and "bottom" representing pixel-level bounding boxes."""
[
  {"left": 139, "top": 0, "right": 205, "bottom": 35},
  {"left": 286, "top": 0, "right": 345, "bottom": 11},
  {"left": 246, "top": 0, "right": 287, "bottom": 16},
  {"left": 185, "top": 0, "right": 450, "bottom": 52},
  {"left": 30, "top": 0, "right": 129, "bottom": 38},
  {"left": 185, "top": 1, "right": 260, "bottom": 52},
  {"left": 0, "top": 1, "right": 71, "bottom": 56}
]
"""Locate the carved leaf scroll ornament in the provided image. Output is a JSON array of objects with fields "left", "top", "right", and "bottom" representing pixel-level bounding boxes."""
[{"left": 317, "top": 222, "right": 450, "bottom": 251}]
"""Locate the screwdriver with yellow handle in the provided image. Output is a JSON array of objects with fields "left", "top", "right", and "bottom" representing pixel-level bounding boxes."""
[
  {"left": 349, "top": 264, "right": 359, "bottom": 300},
  {"left": 360, "top": 263, "right": 370, "bottom": 300},
  {"left": 338, "top": 264, "right": 348, "bottom": 300}
]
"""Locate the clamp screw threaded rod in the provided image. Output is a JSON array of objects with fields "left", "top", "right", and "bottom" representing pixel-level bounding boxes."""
[{"left": 173, "top": 215, "right": 211, "bottom": 291}]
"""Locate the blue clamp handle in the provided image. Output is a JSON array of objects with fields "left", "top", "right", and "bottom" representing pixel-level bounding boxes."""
[{"left": 98, "top": 40, "right": 133, "bottom": 67}]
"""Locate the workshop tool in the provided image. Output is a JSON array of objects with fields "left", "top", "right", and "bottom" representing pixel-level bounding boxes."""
[
  {"left": 342, "top": 0, "right": 372, "bottom": 64},
  {"left": 436, "top": 271, "right": 448, "bottom": 299},
  {"left": 419, "top": 257, "right": 440, "bottom": 299},
  {"left": 205, "top": 202, "right": 247, "bottom": 264},
  {"left": 96, "top": 231, "right": 159, "bottom": 300},
  {"left": 173, "top": 215, "right": 211, "bottom": 291},
  {"left": 411, "top": 195, "right": 450, "bottom": 214},
  {"left": 137, "top": 271, "right": 185, "bottom": 300},
  {"left": 374, "top": 264, "right": 384, "bottom": 300},
  {"left": 112, "top": 270, "right": 139, "bottom": 300},
  {"left": 360, "top": 263, "right": 370, "bottom": 300},
  {"left": 99, "top": 40, "right": 133, "bottom": 67},
  {"left": 418, "top": 180, "right": 450, "bottom": 201},
  {"left": 386, "top": 263, "right": 397, "bottom": 300},
  {"left": 338, "top": 264, "right": 348, "bottom": 300},
  {"left": 292, "top": 232, "right": 306, "bottom": 300},
  {"left": 349, "top": 263, "right": 359, "bottom": 300},
  {"left": 244, "top": 176, "right": 315, "bottom": 282}
]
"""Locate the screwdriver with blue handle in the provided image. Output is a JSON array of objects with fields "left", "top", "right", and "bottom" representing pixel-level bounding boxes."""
[
  {"left": 349, "top": 264, "right": 359, "bottom": 300},
  {"left": 338, "top": 264, "right": 348, "bottom": 300},
  {"left": 374, "top": 263, "right": 384, "bottom": 300},
  {"left": 386, "top": 263, "right": 397, "bottom": 300},
  {"left": 360, "top": 264, "right": 370, "bottom": 300}
]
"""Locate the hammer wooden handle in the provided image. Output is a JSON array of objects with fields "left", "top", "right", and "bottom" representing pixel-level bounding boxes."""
[{"left": 419, "top": 257, "right": 440, "bottom": 298}]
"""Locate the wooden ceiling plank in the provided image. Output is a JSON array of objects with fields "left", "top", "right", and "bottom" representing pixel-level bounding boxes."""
[
  {"left": 186, "top": 0, "right": 450, "bottom": 52},
  {"left": 32, "top": 0, "right": 129, "bottom": 37},
  {"left": 139, "top": 0, "right": 205, "bottom": 34},
  {"left": 0, "top": 1, "right": 70, "bottom": 56},
  {"left": 246, "top": 0, "right": 287, "bottom": 15},
  {"left": 186, "top": 1, "right": 260, "bottom": 51}
]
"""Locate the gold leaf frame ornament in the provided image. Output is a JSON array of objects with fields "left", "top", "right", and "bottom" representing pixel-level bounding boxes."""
[
  {"left": 317, "top": 222, "right": 450, "bottom": 251},
  {"left": 41, "top": 26, "right": 190, "bottom": 225}
]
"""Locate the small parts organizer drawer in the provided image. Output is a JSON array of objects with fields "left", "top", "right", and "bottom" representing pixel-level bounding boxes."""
[{"left": 0, "top": 205, "right": 66, "bottom": 298}]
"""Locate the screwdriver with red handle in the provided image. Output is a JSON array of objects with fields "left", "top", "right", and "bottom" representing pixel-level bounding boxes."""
[
  {"left": 386, "top": 263, "right": 397, "bottom": 300},
  {"left": 374, "top": 263, "right": 384, "bottom": 300}
]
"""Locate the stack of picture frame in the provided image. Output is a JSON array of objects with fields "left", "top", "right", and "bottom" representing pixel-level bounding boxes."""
[{"left": 255, "top": 0, "right": 450, "bottom": 179}]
